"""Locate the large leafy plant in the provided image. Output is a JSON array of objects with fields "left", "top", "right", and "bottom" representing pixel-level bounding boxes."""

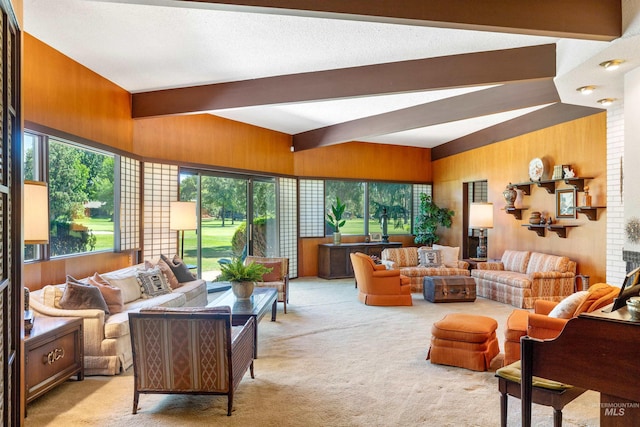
[
  {"left": 217, "top": 258, "right": 272, "bottom": 282},
  {"left": 327, "top": 197, "right": 346, "bottom": 233},
  {"left": 414, "top": 193, "right": 454, "bottom": 246}
]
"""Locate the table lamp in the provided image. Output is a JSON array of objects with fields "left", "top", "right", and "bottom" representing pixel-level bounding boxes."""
[{"left": 469, "top": 202, "right": 494, "bottom": 260}]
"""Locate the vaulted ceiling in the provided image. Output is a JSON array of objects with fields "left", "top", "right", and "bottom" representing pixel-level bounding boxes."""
[{"left": 24, "top": 0, "right": 639, "bottom": 157}]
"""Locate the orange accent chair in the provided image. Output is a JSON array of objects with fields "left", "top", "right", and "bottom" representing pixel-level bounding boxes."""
[
  {"left": 350, "top": 252, "right": 412, "bottom": 306},
  {"left": 503, "top": 283, "right": 620, "bottom": 366}
]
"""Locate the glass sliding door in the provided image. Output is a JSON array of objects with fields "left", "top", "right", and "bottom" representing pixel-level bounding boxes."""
[
  {"left": 251, "top": 179, "right": 277, "bottom": 257},
  {"left": 180, "top": 171, "right": 277, "bottom": 280}
]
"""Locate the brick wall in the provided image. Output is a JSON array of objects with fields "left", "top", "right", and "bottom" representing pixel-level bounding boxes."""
[{"left": 606, "top": 102, "right": 626, "bottom": 283}]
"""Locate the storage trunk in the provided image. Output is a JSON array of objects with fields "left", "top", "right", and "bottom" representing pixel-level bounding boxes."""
[{"left": 423, "top": 276, "right": 476, "bottom": 303}]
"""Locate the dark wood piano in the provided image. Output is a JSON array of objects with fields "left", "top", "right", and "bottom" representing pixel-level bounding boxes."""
[{"left": 520, "top": 304, "right": 640, "bottom": 426}]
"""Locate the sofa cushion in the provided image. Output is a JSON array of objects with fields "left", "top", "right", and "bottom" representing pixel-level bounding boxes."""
[
  {"left": 104, "top": 275, "right": 142, "bottom": 304},
  {"left": 59, "top": 278, "right": 110, "bottom": 314},
  {"left": 137, "top": 267, "right": 173, "bottom": 298},
  {"left": 501, "top": 250, "right": 530, "bottom": 273},
  {"left": 526, "top": 252, "right": 571, "bottom": 274},
  {"left": 548, "top": 291, "right": 589, "bottom": 319},
  {"left": 472, "top": 269, "right": 532, "bottom": 289},
  {"left": 146, "top": 259, "right": 180, "bottom": 289},
  {"left": 86, "top": 273, "right": 125, "bottom": 314},
  {"left": 432, "top": 244, "right": 459, "bottom": 268},
  {"left": 382, "top": 247, "right": 418, "bottom": 268},
  {"left": 124, "top": 292, "right": 185, "bottom": 311},
  {"left": 418, "top": 247, "right": 442, "bottom": 268},
  {"left": 161, "top": 254, "right": 196, "bottom": 283}
]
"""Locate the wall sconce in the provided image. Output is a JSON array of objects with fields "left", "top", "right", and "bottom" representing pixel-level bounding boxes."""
[
  {"left": 24, "top": 181, "right": 50, "bottom": 244},
  {"left": 597, "top": 98, "right": 616, "bottom": 107},
  {"left": 170, "top": 201, "right": 197, "bottom": 259},
  {"left": 599, "top": 59, "right": 624, "bottom": 71},
  {"left": 469, "top": 202, "right": 494, "bottom": 260},
  {"left": 576, "top": 85, "right": 595, "bottom": 95}
]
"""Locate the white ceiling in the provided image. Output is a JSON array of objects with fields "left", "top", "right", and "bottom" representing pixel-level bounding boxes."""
[{"left": 23, "top": 0, "right": 640, "bottom": 149}]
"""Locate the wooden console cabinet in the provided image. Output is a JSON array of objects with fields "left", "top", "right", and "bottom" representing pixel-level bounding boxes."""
[
  {"left": 318, "top": 242, "right": 401, "bottom": 279},
  {"left": 25, "top": 316, "right": 84, "bottom": 405}
]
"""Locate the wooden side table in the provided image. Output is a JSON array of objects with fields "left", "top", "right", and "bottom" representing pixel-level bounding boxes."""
[{"left": 25, "top": 317, "right": 84, "bottom": 406}]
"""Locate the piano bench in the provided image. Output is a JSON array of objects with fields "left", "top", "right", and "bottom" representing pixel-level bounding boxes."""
[{"left": 496, "top": 361, "right": 587, "bottom": 427}]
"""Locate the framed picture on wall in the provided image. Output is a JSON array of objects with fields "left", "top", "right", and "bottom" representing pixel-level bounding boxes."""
[
  {"left": 369, "top": 232, "right": 382, "bottom": 242},
  {"left": 556, "top": 188, "right": 576, "bottom": 219}
]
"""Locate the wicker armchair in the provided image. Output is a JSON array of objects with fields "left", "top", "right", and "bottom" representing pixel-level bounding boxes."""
[
  {"left": 244, "top": 256, "right": 289, "bottom": 313},
  {"left": 128, "top": 306, "right": 255, "bottom": 416}
]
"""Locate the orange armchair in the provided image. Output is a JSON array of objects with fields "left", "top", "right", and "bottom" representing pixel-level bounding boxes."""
[
  {"left": 504, "top": 283, "right": 619, "bottom": 365},
  {"left": 350, "top": 252, "right": 412, "bottom": 306}
]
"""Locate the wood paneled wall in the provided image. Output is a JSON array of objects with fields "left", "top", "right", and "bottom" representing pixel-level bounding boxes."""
[
  {"left": 433, "top": 113, "right": 607, "bottom": 283},
  {"left": 23, "top": 33, "right": 133, "bottom": 152},
  {"left": 294, "top": 141, "right": 432, "bottom": 181},
  {"left": 133, "top": 115, "right": 294, "bottom": 175},
  {"left": 24, "top": 251, "right": 134, "bottom": 291}
]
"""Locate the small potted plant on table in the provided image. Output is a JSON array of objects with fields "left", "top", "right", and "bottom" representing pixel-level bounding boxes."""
[
  {"left": 327, "top": 197, "right": 346, "bottom": 245},
  {"left": 217, "top": 258, "right": 272, "bottom": 300}
]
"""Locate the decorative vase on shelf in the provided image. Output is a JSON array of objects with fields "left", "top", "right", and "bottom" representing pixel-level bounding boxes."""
[
  {"left": 503, "top": 184, "right": 517, "bottom": 209},
  {"left": 529, "top": 212, "right": 542, "bottom": 224},
  {"left": 333, "top": 232, "right": 341, "bottom": 245},
  {"left": 231, "top": 281, "right": 255, "bottom": 300},
  {"left": 583, "top": 186, "right": 592, "bottom": 207}
]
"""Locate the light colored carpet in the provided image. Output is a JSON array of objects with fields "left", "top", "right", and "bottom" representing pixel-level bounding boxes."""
[{"left": 25, "top": 278, "right": 600, "bottom": 426}]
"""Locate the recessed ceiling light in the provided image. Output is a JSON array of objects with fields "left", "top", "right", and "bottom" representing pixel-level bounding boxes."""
[
  {"left": 576, "top": 85, "right": 596, "bottom": 95},
  {"left": 599, "top": 59, "right": 624, "bottom": 71},
  {"left": 597, "top": 98, "right": 616, "bottom": 107}
]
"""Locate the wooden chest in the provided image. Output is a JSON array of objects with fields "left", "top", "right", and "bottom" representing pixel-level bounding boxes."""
[{"left": 423, "top": 276, "right": 476, "bottom": 303}]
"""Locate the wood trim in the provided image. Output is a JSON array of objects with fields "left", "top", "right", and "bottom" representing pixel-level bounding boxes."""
[
  {"left": 132, "top": 44, "right": 556, "bottom": 118},
  {"left": 431, "top": 103, "right": 604, "bottom": 160},
  {"left": 171, "top": 0, "right": 621, "bottom": 40},
  {"left": 294, "top": 79, "right": 559, "bottom": 151}
]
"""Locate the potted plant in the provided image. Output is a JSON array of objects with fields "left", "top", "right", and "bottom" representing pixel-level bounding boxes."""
[
  {"left": 327, "top": 197, "right": 346, "bottom": 245},
  {"left": 414, "top": 193, "right": 454, "bottom": 246},
  {"left": 217, "top": 258, "right": 272, "bottom": 300}
]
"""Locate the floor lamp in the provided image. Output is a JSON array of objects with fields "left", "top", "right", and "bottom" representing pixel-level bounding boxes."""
[
  {"left": 24, "top": 181, "right": 50, "bottom": 332},
  {"left": 170, "top": 201, "right": 197, "bottom": 260},
  {"left": 469, "top": 202, "right": 494, "bottom": 260}
]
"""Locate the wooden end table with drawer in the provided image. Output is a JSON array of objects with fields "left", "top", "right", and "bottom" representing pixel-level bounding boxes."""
[{"left": 25, "top": 316, "right": 84, "bottom": 408}]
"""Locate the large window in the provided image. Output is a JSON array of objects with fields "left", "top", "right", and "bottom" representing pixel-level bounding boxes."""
[
  {"left": 368, "top": 182, "right": 412, "bottom": 235},
  {"left": 319, "top": 180, "right": 421, "bottom": 237},
  {"left": 325, "top": 180, "right": 364, "bottom": 235},
  {"left": 24, "top": 131, "right": 115, "bottom": 258}
]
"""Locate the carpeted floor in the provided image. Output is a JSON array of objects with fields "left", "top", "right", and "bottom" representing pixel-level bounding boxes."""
[{"left": 24, "top": 277, "right": 600, "bottom": 426}]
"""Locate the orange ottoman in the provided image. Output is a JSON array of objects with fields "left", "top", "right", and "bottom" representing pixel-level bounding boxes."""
[{"left": 427, "top": 313, "right": 500, "bottom": 371}]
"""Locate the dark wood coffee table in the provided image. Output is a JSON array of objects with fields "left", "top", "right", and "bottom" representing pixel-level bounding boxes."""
[{"left": 208, "top": 287, "right": 277, "bottom": 358}]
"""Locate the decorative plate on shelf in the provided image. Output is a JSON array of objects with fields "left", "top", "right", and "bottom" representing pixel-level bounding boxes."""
[{"left": 528, "top": 158, "right": 544, "bottom": 181}]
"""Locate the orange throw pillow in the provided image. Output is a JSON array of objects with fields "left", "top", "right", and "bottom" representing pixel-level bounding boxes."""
[{"left": 87, "top": 273, "right": 125, "bottom": 314}]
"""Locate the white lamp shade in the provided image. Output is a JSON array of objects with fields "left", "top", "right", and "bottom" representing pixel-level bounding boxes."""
[
  {"left": 170, "top": 201, "right": 197, "bottom": 231},
  {"left": 469, "top": 203, "right": 494, "bottom": 229},
  {"left": 24, "top": 181, "right": 50, "bottom": 244}
]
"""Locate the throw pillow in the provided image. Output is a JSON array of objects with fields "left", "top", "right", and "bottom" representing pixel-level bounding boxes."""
[
  {"left": 161, "top": 254, "right": 196, "bottom": 283},
  {"left": 137, "top": 267, "right": 172, "bottom": 298},
  {"left": 59, "top": 278, "right": 110, "bottom": 314},
  {"left": 86, "top": 273, "right": 125, "bottom": 314},
  {"left": 548, "top": 291, "right": 589, "bottom": 319},
  {"left": 145, "top": 259, "right": 181, "bottom": 289},
  {"left": 418, "top": 248, "right": 442, "bottom": 268},
  {"left": 432, "top": 244, "right": 460, "bottom": 268},
  {"left": 258, "top": 261, "right": 280, "bottom": 282}
]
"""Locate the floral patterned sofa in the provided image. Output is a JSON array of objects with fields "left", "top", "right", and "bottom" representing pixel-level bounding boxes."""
[
  {"left": 471, "top": 250, "right": 576, "bottom": 309},
  {"left": 381, "top": 245, "right": 470, "bottom": 293}
]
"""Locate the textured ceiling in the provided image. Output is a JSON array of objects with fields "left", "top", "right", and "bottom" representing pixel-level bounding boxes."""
[{"left": 23, "top": 0, "right": 640, "bottom": 150}]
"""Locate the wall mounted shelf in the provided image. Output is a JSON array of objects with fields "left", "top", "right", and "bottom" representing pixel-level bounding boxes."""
[
  {"left": 512, "top": 177, "right": 594, "bottom": 194},
  {"left": 504, "top": 207, "right": 524, "bottom": 220},
  {"left": 521, "top": 224, "right": 578, "bottom": 238},
  {"left": 575, "top": 206, "right": 605, "bottom": 221}
]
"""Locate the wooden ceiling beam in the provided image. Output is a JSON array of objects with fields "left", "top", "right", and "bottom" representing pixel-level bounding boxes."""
[
  {"left": 292, "top": 79, "right": 559, "bottom": 152},
  {"left": 172, "top": 0, "right": 621, "bottom": 41},
  {"left": 132, "top": 44, "right": 555, "bottom": 118},
  {"left": 431, "top": 103, "right": 604, "bottom": 160}
]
